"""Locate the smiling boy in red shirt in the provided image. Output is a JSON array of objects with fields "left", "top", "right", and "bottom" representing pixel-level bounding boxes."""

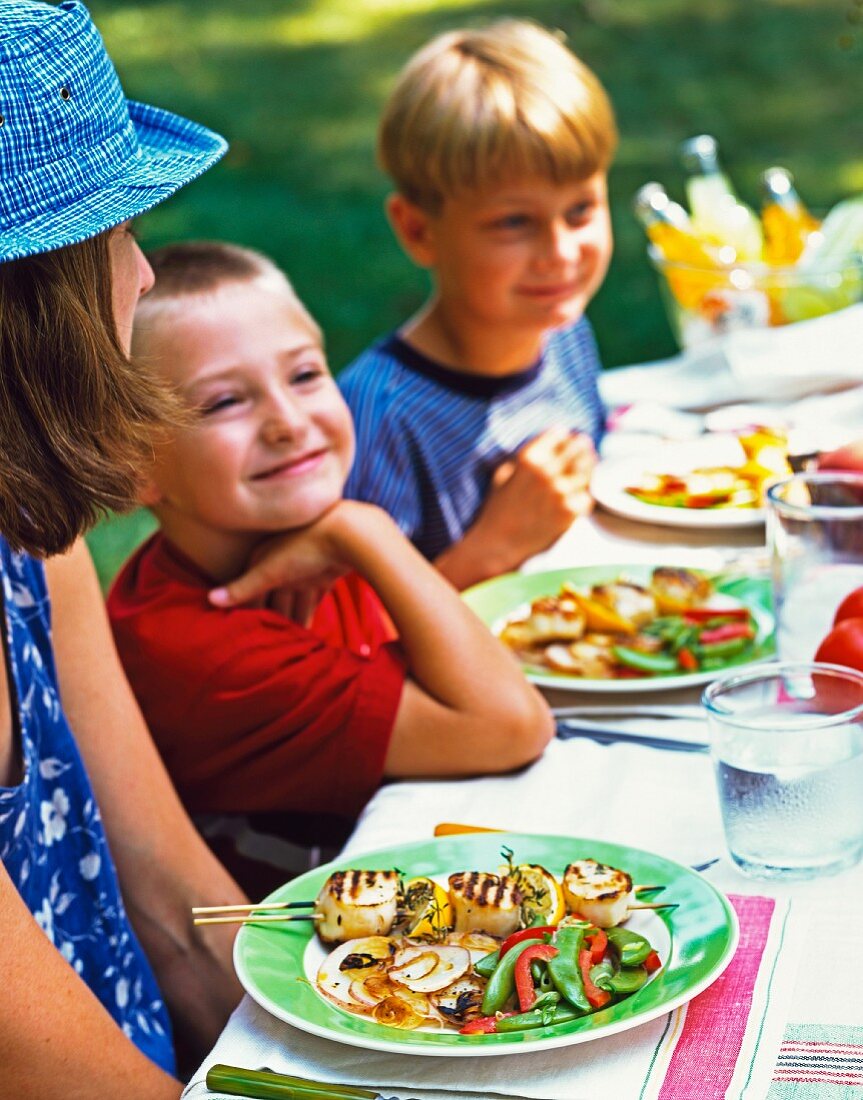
[{"left": 109, "top": 241, "right": 552, "bottom": 896}]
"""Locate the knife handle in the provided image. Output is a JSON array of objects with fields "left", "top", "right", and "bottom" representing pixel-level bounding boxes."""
[{"left": 206, "top": 1064, "right": 379, "bottom": 1100}]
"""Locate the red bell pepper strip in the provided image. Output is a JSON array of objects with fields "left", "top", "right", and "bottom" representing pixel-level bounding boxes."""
[
  {"left": 459, "top": 1012, "right": 516, "bottom": 1035},
  {"left": 586, "top": 927, "right": 608, "bottom": 964},
  {"left": 579, "top": 948, "right": 611, "bottom": 1009},
  {"left": 514, "top": 943, "right": 559, "bottom": 1012},
  {"left": 499, "top": 925, "right": 558, "bottom": 959},
  {"left": 698, "top": 622, "right": 754, "bottom": 644},
  {"left": 644, "top": 950, "right": 662, "bottom": 973},
  {"left": 683, "top": 607, "right": 751, "bottom": 623},
  {"left": 677, "top": 646, "right": 699, "bottom": 671}
]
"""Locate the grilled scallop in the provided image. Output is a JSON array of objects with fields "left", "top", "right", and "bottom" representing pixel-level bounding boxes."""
[
  {"left": 545, "top": 636, "right": 617, "bottom": 678},
  {"left": 500, "top": 595, "right": 586, "bottom": 649},
  {"left": 650, "top": 566, "right": 713, "bottom": 613},
  {"left": 591, "top": 583, "right": 657, "bottom": 627},
  {"left": 315, "top": 870, "right": 400, "bottom": 944},
  {"left": 562, "top": 859, "right": 634, "bottom": 928},
  {"left": 448, "top": 871, "right": 523, "bottom": 938}
]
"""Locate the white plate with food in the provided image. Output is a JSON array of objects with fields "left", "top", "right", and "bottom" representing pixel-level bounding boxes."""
[
  {"left": 591, "top": 431, "right": 790, "bottom": 529},
  {"left": 463, "top": 563, "right": 774, "bottom": 693},
  {"left": 233, "top": 833, "right": 738, "bottom": 1056}
]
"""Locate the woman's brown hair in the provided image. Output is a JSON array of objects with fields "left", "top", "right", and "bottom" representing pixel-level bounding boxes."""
[{"left": 0, "top": 231, "right": 181, "bottom": 558}]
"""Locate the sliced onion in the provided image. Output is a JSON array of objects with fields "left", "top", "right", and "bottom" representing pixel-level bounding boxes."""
[
  {"left": 389, "top": 951, "right": 441, "bottom": 986},
  {"left": 317, "top": 936, "right": 393, "bottom": 1005},
  {"left": 431, "top": 975, "right": 485, "bottom": 1022},
  {"left": 372, "top": 994, "right": 426, "bottom": 1030},
  {"left": 444, "top": 930, "right": 500, "bottom": 952},
  {"left": 390, "top": 945, "right": 471, "bottom": 993}
]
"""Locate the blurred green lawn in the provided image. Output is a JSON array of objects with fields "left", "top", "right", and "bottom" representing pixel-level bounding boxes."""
[{"left": 86, "top": 0, "right": 863, "bottom": 588}]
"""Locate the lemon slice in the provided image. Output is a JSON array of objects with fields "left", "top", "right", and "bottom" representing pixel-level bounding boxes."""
[
  {"left": 499, "top": 863, "right": 565, "bottom": 925},
  {"left": 402, "top": 876, "right": 453, "bottom": 939}
]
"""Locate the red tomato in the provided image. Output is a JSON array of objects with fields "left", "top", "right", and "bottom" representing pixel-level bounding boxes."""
[
  {"left": 834, "top": 587, "right": 863, "bottom": 626},
  {"left": 815, "top": 617, "right": 863, "bottom": 672}
]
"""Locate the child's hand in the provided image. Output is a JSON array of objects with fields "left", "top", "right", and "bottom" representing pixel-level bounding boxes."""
[
  {"left": 209, "top": 501, "right": 383, "bottom": 610},
  {"left": 481, "top": 426, "right": 596, "bottom": 555},
  {"left": 818, "top": 440, "right": 863, "bottom": 472}
]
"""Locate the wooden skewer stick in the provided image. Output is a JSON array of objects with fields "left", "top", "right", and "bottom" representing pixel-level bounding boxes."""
[
  {"left": 633, "top": 884, "right": 665, "bottom": 894},
  {"left": 193, "top": 913, "right": 324, "bottom": 927},
  {"left": 192, "top": 900, "right": 314, "bottom": 916},
  {"left": 627, "top": 902, "right": 678, "bottom": 912}
]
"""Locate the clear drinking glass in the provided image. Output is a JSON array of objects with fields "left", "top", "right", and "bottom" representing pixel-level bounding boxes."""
[
  {"left": 703, "top": 662, "right": 863, "bottom": 879},
  {"left": 766, "top": 473, "right": 863, "bottom": 661}
]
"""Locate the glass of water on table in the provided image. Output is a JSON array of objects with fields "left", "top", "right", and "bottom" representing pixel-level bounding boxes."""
[
  {"left": 766, "top": 472, "right": 863, "bottom": 661},
  {"left": 703, "top": 663, "right": 863, "bottom": 879}
]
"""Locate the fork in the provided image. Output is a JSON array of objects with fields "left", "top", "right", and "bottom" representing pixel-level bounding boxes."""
[{"left": 551, "top": 703, "right": 704, "bottom": 720}]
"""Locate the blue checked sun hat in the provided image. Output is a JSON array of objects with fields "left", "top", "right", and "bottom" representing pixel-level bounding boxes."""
[{"left": 0, "top": 0, "right": 228, "bottom": 262}]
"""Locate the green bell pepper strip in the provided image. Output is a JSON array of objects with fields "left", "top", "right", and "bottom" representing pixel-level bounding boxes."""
[
  {"left": 493, "top": 1004, "right": 582, "bottom": 1032},
  {"left": 607, "top": 965, "right": 649, "bottom": 994},
  {"left": 612, "top": 646, "right": 679, "bottom": 674},
  {"left": 546, "top": 926, "right": 591, "bottom": 1014},
  {"left": 481, "top": 939, "right": 539, "bottom": 1015},
  {"left": 605, "top": 927, "right": 654, "bottom": 967}
]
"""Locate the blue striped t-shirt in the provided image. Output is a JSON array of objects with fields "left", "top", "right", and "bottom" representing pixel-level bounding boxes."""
[{"left": 340, "top": 317, "right": 605, "bottom": 561}]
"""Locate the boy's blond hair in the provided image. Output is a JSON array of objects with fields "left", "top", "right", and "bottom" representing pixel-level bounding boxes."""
[
  {"left": 379, "top": 19, "right": 617, "bottom": 214},
  {"left": 134, "top": 240, "right": 320, "bottom": 348}
]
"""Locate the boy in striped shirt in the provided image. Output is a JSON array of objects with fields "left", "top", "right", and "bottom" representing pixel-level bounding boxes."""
[{"left": 340, "top": 19, "right": 617, "bottom": 590}]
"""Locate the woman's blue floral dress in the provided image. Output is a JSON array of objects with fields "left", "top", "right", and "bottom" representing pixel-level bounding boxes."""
[{"left": 0, "top": 539, "right": 175, "bottom": 1074}]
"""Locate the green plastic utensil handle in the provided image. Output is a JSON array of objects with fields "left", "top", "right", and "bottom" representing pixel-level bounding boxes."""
[{"left": 206, "top": 1063, "right": 379, "bottom": 1099}]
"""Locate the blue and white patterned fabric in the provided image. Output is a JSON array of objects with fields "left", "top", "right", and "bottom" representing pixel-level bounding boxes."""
[
  {"left": 340, "top": 317, "right": 606, "bottom": 560},
  {"left": 0, "top": 0, "right": 227, "bottom": 262},
  {"left": 0, "top": 538, "right": 175, "bottom": 1074}
]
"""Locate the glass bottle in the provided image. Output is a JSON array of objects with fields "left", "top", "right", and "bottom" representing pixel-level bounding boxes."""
[
  {"left": 633, "top": 182, "right": 720, "bottom": 267},
  {"left": 633, "top": 182, "right": 725, "bottom": 311},
  {"left": 760, "top": 167, "right": 821, "bottom": 265},
  {"left": 680, "top": 135, "right": 763, "bottom": 261}
]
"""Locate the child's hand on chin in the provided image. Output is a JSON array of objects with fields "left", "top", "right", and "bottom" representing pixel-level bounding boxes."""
[{"left": 209, "top": 501, "right": 375, "bottom": 611}]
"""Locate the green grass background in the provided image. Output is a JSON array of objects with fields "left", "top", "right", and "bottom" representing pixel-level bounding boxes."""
[{"left": 85, "top": 0, "right": 863, "bottom": 588}]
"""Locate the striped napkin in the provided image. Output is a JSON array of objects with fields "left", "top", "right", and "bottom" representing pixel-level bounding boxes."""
[
  {"left": 768, "top": 902, "right": 863, "bottom": 1098},
  {"left": 185, "top": 893, "right": 796, "bottom": 1100}
]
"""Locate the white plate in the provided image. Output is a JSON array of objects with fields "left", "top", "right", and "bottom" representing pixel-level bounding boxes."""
[{"left": 591, "top": 437, "right": 766, "bottom": 529}]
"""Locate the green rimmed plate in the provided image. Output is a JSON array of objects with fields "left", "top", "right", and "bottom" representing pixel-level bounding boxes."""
[
  {"left": 462, "top": 564, "right": 774, "bottom": 692},
  {"left": 234, "top": 833, "right": 738, "bottom": 1057}
]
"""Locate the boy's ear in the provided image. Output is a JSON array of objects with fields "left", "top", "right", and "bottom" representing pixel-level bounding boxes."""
[
  {"left": 137, "top": 476, "right": 163, "bottom": 509},
  {"left": 386, "top": 193, "right": 437, "bottom": 268}
]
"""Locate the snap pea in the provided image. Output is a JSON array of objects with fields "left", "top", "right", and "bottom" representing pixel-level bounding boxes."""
[
  {"left": 694, "top": 637, "right": 751, "bottom": 660},
  {"left": 546, "top": 926, "right": 591, "bottom": 1014},
  {"left": 605, "top": 927, "right": 653, "bottom": 967},
  {"left": 475, "top": 914, "right": 554, "bottom": 985},
  {"left": 588, "top": 959, "right": 615, "bottom": 993},
  {"left": 480, "top": 939, "right": 537, "bottom": 1015},
  {"left": 494, "top": 1004, "right": 582, "bottom": 1033},
  {"left": 607, "top": 965, "right": 649, "bottom": 994},
  {"left": 612, "top": 646, "right": 679, "bottom": 674},
  {"left": 474, "top": 951, "right": 499, "bottom": 980}
]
